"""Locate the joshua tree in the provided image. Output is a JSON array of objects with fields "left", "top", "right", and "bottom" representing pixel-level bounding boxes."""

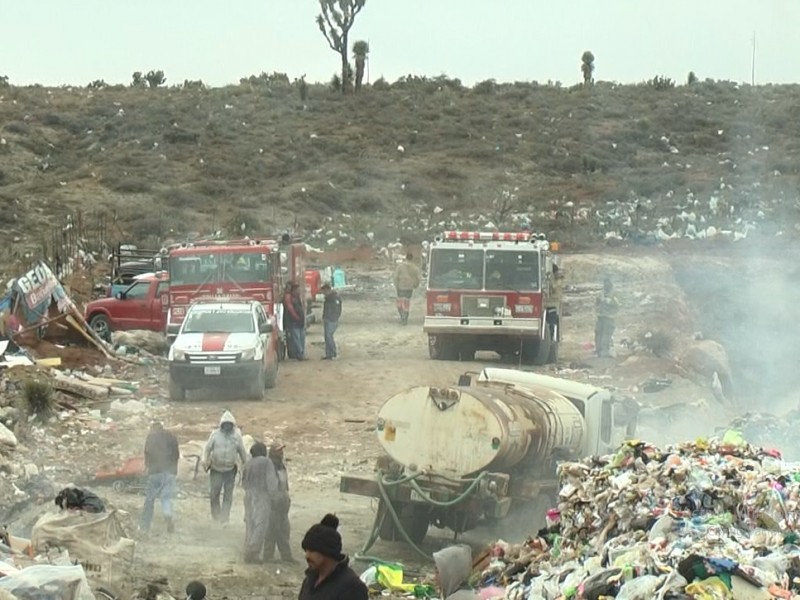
[
  {"left": 352, "top": 40, "right": 369, "bottom": 92},
  {"left": 581, "top": 51, "right": 595, "bottom": 86},
  {"left": 316, "top": 0, "right": 367, "bottom": 94}
]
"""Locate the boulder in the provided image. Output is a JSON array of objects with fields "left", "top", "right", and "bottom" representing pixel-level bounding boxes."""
[{"left": 0, "top": 421, "right": 17, "bottom": 448}]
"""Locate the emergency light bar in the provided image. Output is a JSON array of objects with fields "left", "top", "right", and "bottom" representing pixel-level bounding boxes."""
[{"left": 438, "top": 231, "right": 546, "bottom": 242}]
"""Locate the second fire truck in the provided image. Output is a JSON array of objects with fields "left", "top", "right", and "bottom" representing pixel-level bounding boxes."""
[
  {"left": 423, "top": 231, "right": 561, "bottom": 365},
  {"left": 165, "top": 236, "right": 308, "bottom": 358}
]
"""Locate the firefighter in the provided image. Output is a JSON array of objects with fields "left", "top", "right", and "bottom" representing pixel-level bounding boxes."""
[
  {"left": 393, "top": 252, "right": 421, "bottom": 326},
  {"left": 595, "top": 278, "right": 620, "bottom": 358}
]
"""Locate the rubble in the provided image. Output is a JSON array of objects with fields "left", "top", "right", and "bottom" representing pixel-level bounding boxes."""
[{"left": 463, "top": 436, "right": 800, "bottom": 599}]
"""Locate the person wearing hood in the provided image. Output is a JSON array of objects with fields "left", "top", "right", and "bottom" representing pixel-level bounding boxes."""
[
  {"left": 298, "top": 514, "right": 368, "bottom": 600},
  {"left": 241, "top": 441, "right": 271, "bottom": 563},
  {"left": 264, "top": 442, "right": 293, "bottom": 562},
  {"left": 203, "top": 410, "right": 247, "bottom": 525},
  {"left": 433, "top": 545, "right": 479, "bottom": 599}
]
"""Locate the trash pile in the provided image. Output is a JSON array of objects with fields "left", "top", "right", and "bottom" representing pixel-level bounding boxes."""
[{"left": 470, "top": 434, "right": 800, "bottom": 599}]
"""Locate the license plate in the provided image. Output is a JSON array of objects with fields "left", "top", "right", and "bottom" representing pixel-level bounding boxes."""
[{"left": 204, "top": 366, "right": 221, "bottom": 376}]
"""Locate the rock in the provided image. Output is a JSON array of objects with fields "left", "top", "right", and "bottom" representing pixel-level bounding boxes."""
[
  {"left": 0, "top": 422, "right": 17, "bottom": 448},
  {"left": 679, "top": 339, "right": 733, "bottom": 398},
  {"left": 22, "top": 463, "right": 38, "bottom": 478}
]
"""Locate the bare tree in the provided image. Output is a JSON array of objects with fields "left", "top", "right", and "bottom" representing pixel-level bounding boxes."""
[
  {"left": 581, "top": 51, "right": 595, "bottom": 86},
  {"left": 352, "top": 40, "right": 369, "bottom": 92},
  {"left": 316, "top": 0, "right": 367, "bottom": 94}
]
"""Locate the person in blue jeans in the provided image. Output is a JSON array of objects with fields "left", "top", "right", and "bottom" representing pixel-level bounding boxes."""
[
  {"left": 283, "top": 282, "right": 306, "bottom": 360},
  {"left": 321, "top": 284, "right": 342, "bottom": 360},
  {"left": 139, "top": 421, "right": 180, "bottom": 534}
]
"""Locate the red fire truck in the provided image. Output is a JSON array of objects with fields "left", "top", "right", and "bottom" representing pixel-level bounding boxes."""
[
  {"left": 424, "top": 231, "right": 561, "bottom": 364},
  {"left": 165, "top": 236, "right": 308, "bottom": 357}
]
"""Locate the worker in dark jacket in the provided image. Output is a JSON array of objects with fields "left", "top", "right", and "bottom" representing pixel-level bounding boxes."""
[
  {"left": 283, "top": 282, "right": 306, "bottom": 360},
  {"left": 264, "top": 442, "right": 293, "bottom": 562},
  {"left": 139, "top": 421, "right": 180, "bottom": 534},
  {"left": 298, "top": 514, "right": 368, "bottom": 600},
  {"left": 320, "top": 284, "right": 342, "bottom": 360}
]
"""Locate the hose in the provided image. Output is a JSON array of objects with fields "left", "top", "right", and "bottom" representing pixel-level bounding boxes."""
[{"left": 354, "top": 469, "right": 488, "bottom": 563}]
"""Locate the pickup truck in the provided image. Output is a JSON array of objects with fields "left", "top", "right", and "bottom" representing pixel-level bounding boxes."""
[{"left": 84, "top": 272, "right": 169, "bottom": 340}]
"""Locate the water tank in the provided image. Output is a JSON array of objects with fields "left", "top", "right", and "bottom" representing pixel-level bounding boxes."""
[{"left": 376, "top": 383, "right": 585, "bottom": 478}]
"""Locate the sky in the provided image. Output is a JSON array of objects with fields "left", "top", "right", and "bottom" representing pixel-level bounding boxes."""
[{"left": 2, "top": 0, "right": 798, "bottom": 88}]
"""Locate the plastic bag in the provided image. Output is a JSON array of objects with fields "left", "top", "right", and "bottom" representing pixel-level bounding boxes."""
[
  {"left": 615, "top": 575, "right": 662, "bottom": 600},
  {"left": 374, "top": 561, "right": 417, "bottom": 593},
  {"left": 0, "top": 564, "right": 95, "bottom": 600}
]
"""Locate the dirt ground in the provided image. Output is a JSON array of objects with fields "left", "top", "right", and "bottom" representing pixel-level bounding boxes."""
[{"left": 8, "top": 243, "right": 799, "bottom": 599}]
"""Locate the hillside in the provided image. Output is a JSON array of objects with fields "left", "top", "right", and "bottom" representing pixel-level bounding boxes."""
[{"left": 1, "top": 77, "right": 799, "bottom": 264}]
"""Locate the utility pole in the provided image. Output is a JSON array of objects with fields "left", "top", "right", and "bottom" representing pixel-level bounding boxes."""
[{"left": 751, "top": 32, "right": 756, "bottom": 86}]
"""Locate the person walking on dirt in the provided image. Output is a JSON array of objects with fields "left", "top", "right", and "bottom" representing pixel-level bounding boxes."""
[
  {"left": 299, "top": 514, "right": 368, "bottom": 600},
  {"left": 139, "top": 421, "right": 180, "bottom": 534},
  {"left": 242, "top": 441, "right": 271, "bottom": 563},
  {"left": 203, "top": 410, "right": 248, "bottom": 525},
  {"left": 595, "top": 277, "right": 620, "bottom": 358},
  {"left": 264, "top": 442, "right": 293, "bottom": 562},
  {"left": 393, "top": 252, "right": 421, "bottom": 326},
  {"left": 320, "top": 284, "right": 342, "bottom": 360},
  {"left": 283, "top": 282, "right": 306, "bottom": 360}
]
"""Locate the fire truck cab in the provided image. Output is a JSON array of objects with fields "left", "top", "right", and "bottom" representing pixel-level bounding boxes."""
[
  {"left": 424, "top": 231, "right": 561, "bottom": 365},
  {"left": 165, "top": 237, "right": 308, "bottom": 358}
]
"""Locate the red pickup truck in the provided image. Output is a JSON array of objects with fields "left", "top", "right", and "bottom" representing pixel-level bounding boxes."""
[{"left": 84, "top": 272, "right": 170, "bottom": 340}]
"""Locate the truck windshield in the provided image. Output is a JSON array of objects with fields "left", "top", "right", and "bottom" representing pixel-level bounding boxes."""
[
  {"left": 182, "top": 311, "right": 255, "bottom": 334},
  {"left": 169, "top": 252, "right": 272, "bottom": 286},
  {"left": 428, "top": 249, "right": 484, "bottom": 290},
  {"left": 485, "top": 250, "right": 540, "bottom": 290}
]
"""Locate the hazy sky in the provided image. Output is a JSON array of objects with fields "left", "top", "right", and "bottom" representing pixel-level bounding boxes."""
[{"left": 2, "top": 0, "right": 797, "bottom": 87}]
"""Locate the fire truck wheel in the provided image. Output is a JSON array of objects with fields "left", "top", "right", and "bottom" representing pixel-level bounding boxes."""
[
  {"left": 533, "top": 324, "right": 553, "bottom": 366},
  {"left": 248, "top": 369, "right": 266, "bottom": 400},
  {"left": 168, "top": 377, "right": 186, "bottom": 402}
]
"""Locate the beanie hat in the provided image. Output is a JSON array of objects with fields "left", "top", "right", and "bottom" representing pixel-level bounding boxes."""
[{"left": 301, "top": 514, "right": 342, "bottom": 559}]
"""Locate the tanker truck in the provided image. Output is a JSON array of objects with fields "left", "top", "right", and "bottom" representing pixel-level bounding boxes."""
[{"left": 339, "top": 367, "right": 638, "bottom": 547}]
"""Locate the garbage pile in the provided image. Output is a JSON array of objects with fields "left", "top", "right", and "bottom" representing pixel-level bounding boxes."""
[{"left": 473, "top": 434, "right": 800, "bottom": 599}]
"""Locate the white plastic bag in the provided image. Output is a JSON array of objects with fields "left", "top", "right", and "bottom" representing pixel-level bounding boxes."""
[{"left": 0, "top": 564, "right": 96, "bottom": 600}]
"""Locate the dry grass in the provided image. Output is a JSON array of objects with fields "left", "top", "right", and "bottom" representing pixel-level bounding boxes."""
[{"left": 0, "top": 79, "right": 799, "bottom": 248}]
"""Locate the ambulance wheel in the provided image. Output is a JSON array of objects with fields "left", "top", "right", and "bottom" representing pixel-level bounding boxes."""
[
  {"left": 265, "top": 361, "right": 278, "bottom": 389},
  {"left": 458, "top": 347, "right": 475, "bottom": 361},
  {"left": 248, "top": 369, "right": 266, "bottom": 401},
  {"left": 169, "top": 377, "right": 186, "bottom": 402}
]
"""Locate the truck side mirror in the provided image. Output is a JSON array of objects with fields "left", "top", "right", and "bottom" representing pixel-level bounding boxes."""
[
  {"left": 115, "top": 292, "right": 125, "bottom": 300},
  {"left": 259, "top": 322, "right": 271, "bottom": 334}
]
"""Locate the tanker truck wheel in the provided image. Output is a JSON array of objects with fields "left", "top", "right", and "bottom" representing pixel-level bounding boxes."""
[
  {"left": 378, "top": 500, "right": 430, "bottom": 545},
  {"left": 428, "top": 335, "right": 457, "bottom": 360}
]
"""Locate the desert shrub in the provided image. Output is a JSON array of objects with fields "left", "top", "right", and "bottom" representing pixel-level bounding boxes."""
[
  {"left": 4, "top": 122, "right": 30, "bottom": 135},
  {"left": 473, "top": 79, "right": 497, "bottom": 95},
  {"left": 163, "top": 129, "right": 200, "bottom": 144},
  {"left": 87, "top": 79, "right": 107, "bottom": 90},
  {"left": 225, "top": 211, "right": 261, "bottom": 236},
  {"left": 131, "top": 71, "right": 146, "bottom": 88},
  {"left": 145, "top": 70, "right": 167, "bottom": 88},
  {"left": 21, "top": 379, "right": 55, "bottom": 419},
  {"left": 687, "top": 71, "right": 698, "bottom": 86},
  {"left": 648, "top": 75, "right": 675, "bottom": 91},
  {"left": 372, "top": 77, "right": 390, "bottom": 91},
  {"left": 641, "top": 330, "right": 673, "bottom": 357},
  {"left": 330, "top": 73, "right": 342, "bottom": 93},
  {"left": 297, "top": 76, "right": 308, "bottom": 101},
  {"left": 182, "top": 79, "right": 206, "bottom": 90}
]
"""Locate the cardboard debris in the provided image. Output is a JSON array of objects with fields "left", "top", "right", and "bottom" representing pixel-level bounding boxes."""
[{"left": 465, "top": 435, "right": 800, "bottom": 599}]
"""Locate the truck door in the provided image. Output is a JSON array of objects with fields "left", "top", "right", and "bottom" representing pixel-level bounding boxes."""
[
  {"left": 117, "top": 281, "right": 152, "bottom": 330},
  {"left": 151, "top": 281, "right": 170, "bottom": 331}
]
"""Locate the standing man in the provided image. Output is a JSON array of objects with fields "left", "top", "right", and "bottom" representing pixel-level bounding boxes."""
[
  {"left": 393, "top": 252, "right": 421, "bottom": 326},
  {"left": 242, "top": 441, "right": 271, "bottom": 564},
  {"left": 320, "top": 284, "right": 342, "bottom": 360},
  {"left": 203, "top": 410, "right": 248, "bottom": 525},
  {"left": 595, "top": 277, "right": 620, "bottom": 358},
  {"left": 283, "top": 282, "right": 306, "bottom": 360},
  {"left": 139, "top": 421, "right": 180, "bottom": 534},
  {"left": 264, "top": 442, "right": 293, "bottom": 562},
  {"left": 299, "top": 514, "right": 368, "bottom": 600}
]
